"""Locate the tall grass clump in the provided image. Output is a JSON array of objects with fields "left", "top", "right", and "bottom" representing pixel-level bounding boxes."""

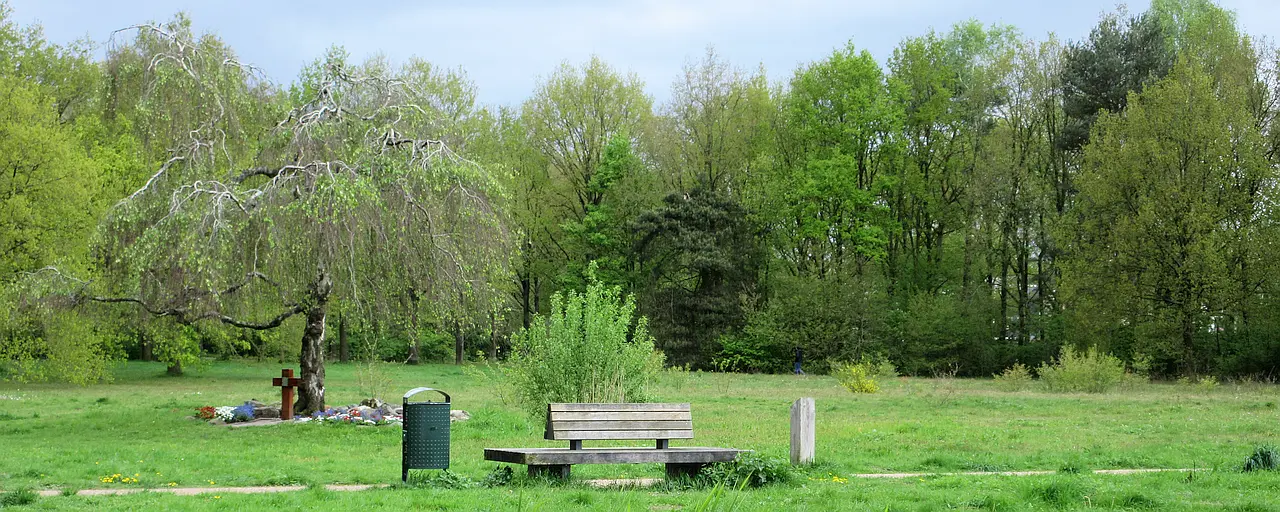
[
  {"left": 0, "top": 487, "right": 37, "bottom": 506},
  {"left": 1242, "top": 446, "right": 1278, "bottom": 472},
  {"left": 505, "top": 266, "right": 665, "bottom": 418},
  {"left": 1038, "top": 346, "right": 1125, "bottom": 393}
]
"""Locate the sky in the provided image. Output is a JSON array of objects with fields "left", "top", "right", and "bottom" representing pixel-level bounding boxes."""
[{"left": 7, "top": 0, "right": 1280, "bottom": 108}]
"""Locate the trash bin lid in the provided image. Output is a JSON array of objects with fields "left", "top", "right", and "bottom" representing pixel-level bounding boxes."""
[{"left": 403, "top": 387, "right": 450, "bottom": 404}]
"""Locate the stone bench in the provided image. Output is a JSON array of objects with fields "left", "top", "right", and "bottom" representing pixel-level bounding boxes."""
[{"left": 483, "top": 403, "right": 745, "bottom": 479}]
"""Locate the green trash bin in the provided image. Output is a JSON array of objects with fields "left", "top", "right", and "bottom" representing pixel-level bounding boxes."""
[{"left": 402, "top": 387, "right": 451, "bottom": 481}]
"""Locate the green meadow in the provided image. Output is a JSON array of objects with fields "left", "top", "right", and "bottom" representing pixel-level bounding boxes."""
[{"left": 1, "top": 361, "right": 1278, "bottom": 510}]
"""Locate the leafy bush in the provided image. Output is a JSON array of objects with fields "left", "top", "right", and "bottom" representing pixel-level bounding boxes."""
[
  {"left": 867, "top": 356, "right": 898, "bottom": 380},
  {"left": 1242, "top": 446, "right": 1278, "bottom": 472},
  {"left": 505, "top": 266, "right": 665, "bottom": 418},
  {"left": 409, "top": 470, "right": 475, "bottom": 489},
  {"left": 712, "top": 329, "right": 790, "bottom": 374},
  {"left": 1, "top": 311, "right": 114, "bottom": 385},
  {"left": 831, "top": 361, "right": 879, "bottom": 393},
  {"left": 703, "top": 453, "right": 792, "bottom": 488},
  {"left": 481, "top": 466, "right": 513, "bottom": 487},
  {"left": 1038, "top": 346, "right": 1125, "bottom": 393},
  {"left": 993, "top": 363, "right": 1033, "bottom": 392}
]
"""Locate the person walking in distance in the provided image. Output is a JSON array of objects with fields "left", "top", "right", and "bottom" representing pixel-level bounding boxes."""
[{"left": 794, "top": 346, "right": 805, "bottom": 375}]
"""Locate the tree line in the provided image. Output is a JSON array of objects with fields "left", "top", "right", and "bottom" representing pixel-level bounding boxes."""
[{"left": 1, "top": 0, "right": 1277, "bottom": 402}]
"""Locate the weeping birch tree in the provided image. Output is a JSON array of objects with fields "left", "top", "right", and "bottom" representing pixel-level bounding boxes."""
[{"left": 40, "top": 24, "right": 510, "bottom": 413}]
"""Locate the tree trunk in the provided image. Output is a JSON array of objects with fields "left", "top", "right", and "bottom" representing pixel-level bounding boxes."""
[
  {"left": 406, "top": 291, "right": 421, "bottom": 365},
  {"left": 166, "top": 360, "right": 182, "bottom": 376},
  {"left": 295, "top": 303, "right": 328, "bottom": 415},
  {"left": 533, "top": 276, "right": 541, "bottom": 316},
  {"left": 338, "top": 313, "right": 349, "bottom": 363},
  {"left": 999, "top": 257, "right": 1009, "bottom": 343},
  {"left": 453, "top": 321, "right": 465, "bottom": 365},
  {"left": 521, "top": 275, "right": 532, "bottom": 330},
  {"left": 1181, "top": 311, "right": 1196, "bottom": 377},
  {"left": 141, "top": 339, "right": 153, "bottom": 362},
  {"left": 488, "top": 311, "right": 499, "bottom": 361}
]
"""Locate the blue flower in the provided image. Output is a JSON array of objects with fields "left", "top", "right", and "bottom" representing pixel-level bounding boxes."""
[{"left": 232, "top": 403, "right": 255, "bottom": 422}]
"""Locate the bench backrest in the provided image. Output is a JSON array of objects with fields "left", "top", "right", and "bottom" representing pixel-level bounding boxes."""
[{"left": 545, "top": 403, "right": 693, "bottom": 445}]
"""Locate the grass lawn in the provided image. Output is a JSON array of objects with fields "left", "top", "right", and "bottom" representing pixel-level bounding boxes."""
[{"left": 1, "top": 360, "right": 1278, "bottom": 510}]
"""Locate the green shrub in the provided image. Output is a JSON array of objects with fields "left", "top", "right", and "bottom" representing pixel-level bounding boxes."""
[
  {"left": 831, "top": 361, "right": 879, "bottom": 393},
  {"left": 505, "top": 266, "right": 665, "bottom": 419},
  {"left": 993, "top": 363, "right": 1033, "bottom": 392},
  {"left": 416, "top": 470, "right": 475, "bottom": 489},
  {"left": 1242, "top": 446, "right": 1278, "bottom": 472},
  {"left": 703, "top": 453, "right": 792, "bottom": 487},
  {"left": 1038, "top": 346, "right": 1125, "bottom": 393},
  {"left": 1, "top": 311, "right": 114, "bottom": 384},
  {"left": 863, "top": 355, "right": 898, "bottom": 380},
  {"left": 712, "top": 330, "right": 788, "bottom": 374},
  {"left": 481, "top": 466, "right": 513, "bottom": 487}
]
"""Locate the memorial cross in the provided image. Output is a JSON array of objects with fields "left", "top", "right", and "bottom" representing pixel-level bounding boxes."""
[{"left": 271, "top": 369, "right": 302, "bottom": 420}]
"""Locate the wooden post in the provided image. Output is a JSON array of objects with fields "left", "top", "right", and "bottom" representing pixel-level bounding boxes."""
[
  {"left": 790, "top": 397, "right": 815, "bottom": 465},
  {"left": 272, "top": 369, "right": 302, "bottom": 420}
]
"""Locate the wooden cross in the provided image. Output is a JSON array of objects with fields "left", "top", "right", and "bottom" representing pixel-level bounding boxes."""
[{"left": 271, "top": 369, "right": 301, "bottom": 420}]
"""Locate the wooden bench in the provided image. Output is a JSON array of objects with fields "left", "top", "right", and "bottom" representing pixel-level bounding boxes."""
[{"left": 484, "top": 403, "right": 745, "bottom": 479}]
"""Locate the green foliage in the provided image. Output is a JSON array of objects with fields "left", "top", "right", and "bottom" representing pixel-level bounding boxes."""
[
  {"left": 1038, "top": 347, "right": 1126, "bottom": 393},
  {"left": 408, "top": 470, "right": 475, "bottom": 489},
  {"left": 480, "top": 466, "right": 513, "bottom": 488},
  {"left": 702, "top": 452, "right": 792, "bottom": 488},
  {"left": 1029, "top": 477, "right": 1090, "bottom": 508},
  {"left": 1063, "top": 57, "right": 1270, "bottom": 375},
  {"left": 145, "top": 319, "right": 205, "bottom": 375},
  {"left": 993, "top": 363, "right": 1033, "bottom": 392},
  {"left": 864, "top": 355, "right": 899, "bottom": 380},
  {"left": 633, "top": 188, "right": 762, "bottom": 368},
  {"left": 1, "top": 2, "right": 1278, "bottom": 384},
  {"left": 0, "top": 74, "right": 100, "bottom": 280},
  {"left": 712, "top": 329, "right": 790, "bottom": 374},
  {"left": 0, "top": 311, "right": 113, "bottom": 385},
  {"left": 505, "top": 266, "right": 664, "bottom": 418},
  {"left": 0, "top": 486, "right": 37, "bottom": 506},
  {"left": 1059, "top": 8, "right": 1173, "bottom": 150},
  {"left": 1242, "top": 446, "right": 1278, "bottom": 472},
  {"left": 831, "top": 361, "right": 879, "bottom": 394},
  {"left": 557, "top": 132, "right": 644, "bottom": 288},
  {"left": 1178, "top": 375, "right": 1220, "bottom": 390}
]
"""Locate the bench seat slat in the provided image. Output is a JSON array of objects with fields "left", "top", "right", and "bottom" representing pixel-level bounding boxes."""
[
  {"left": 549, "top": 403, "right": 689, "bottom": 412},
  {"left": 485, "top": 447, "right": 742, "bottom": 465},
  {"left": 550, "top": 420, "right": 693, "bottom": 431},
  {"left": 550, "top": 411, "right": 691, "bottom": 421},
  {"left": 551, "top": 429, "right": 695, "bottom": 440}
]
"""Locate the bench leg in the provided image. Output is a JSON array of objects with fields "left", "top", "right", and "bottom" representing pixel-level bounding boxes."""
[
  {"left": 529, "top": 465, "right": 571, "bottom": 479},
  {"left": 665, "top": 463, "right": 708, "bottom": 480}
]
